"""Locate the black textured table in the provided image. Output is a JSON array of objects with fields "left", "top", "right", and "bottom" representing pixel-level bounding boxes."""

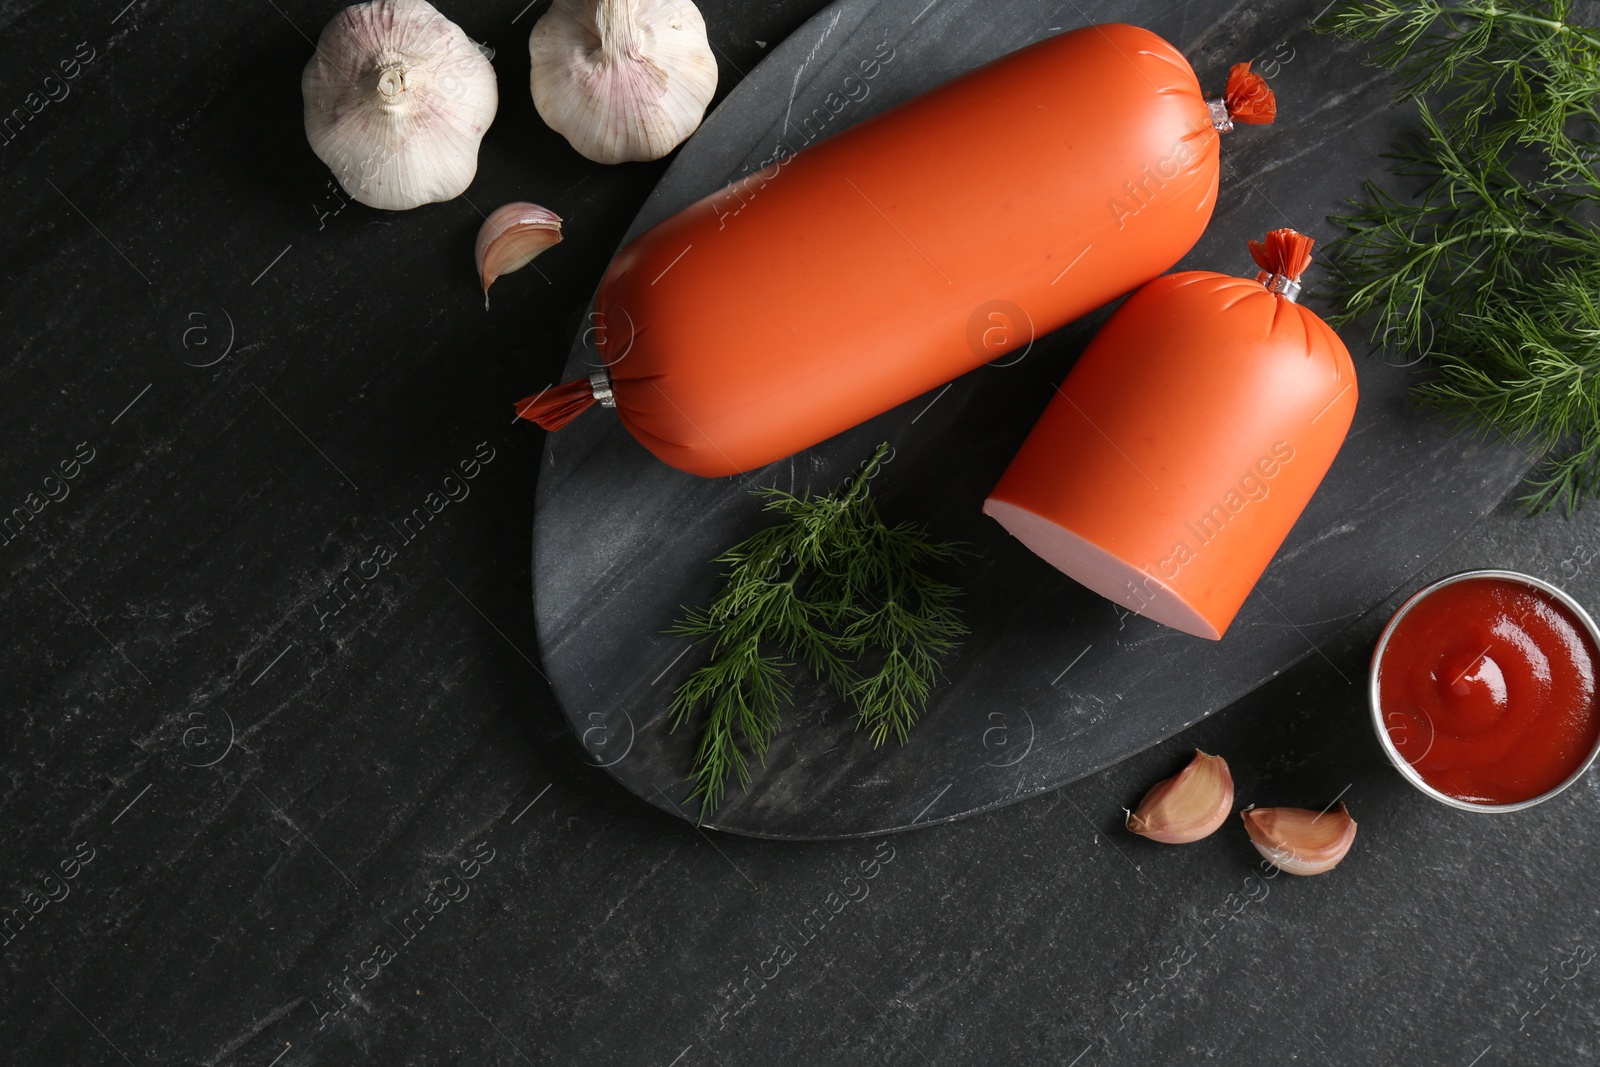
[{"left": 5, "top": 1, "right": 1599, "bottom": 1065}]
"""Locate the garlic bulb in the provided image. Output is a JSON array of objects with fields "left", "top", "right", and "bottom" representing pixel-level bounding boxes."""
[
  {"left": 476, "top": 202, "right": 563, "bottom": 307},
  {"left": 1241, "top": 803, "right": 1358, "bottom": 876},
  {"left": 303, "top": 0, "right": 498, "bottom": 210},
  {"left": 1125, "top": 750, "right": 1234, "bottom": 844},
  {"left": 529, "top": 0, "right": 718, "bottom": 164}
]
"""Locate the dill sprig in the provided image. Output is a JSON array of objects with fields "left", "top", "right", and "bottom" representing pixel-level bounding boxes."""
[
  {"left": 667, "top": 443, "right": 967, "bottom": 814},
  {"left": 1315, "top": 1, "right": 1600, "bottom": 512}
]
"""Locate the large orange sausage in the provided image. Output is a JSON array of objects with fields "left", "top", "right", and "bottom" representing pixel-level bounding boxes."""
[
  {"left": 983, "top": 230, "right": 1358, "bottom": 640},
  {"left": 519, "top": 24, "right": 1274, "bottom": 477}
]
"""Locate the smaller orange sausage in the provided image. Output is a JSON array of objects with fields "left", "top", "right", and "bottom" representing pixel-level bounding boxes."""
[{"left": 984, "top": 230, "right": 1357, "bottom": 639}]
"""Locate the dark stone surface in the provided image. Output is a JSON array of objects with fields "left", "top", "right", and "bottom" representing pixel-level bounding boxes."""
[
  {"left": 534, "top": 0, "right": 1530, "bottom": 837},
  {"left": 6, "top": 1, "right": 1600, "bottom": 1065}
]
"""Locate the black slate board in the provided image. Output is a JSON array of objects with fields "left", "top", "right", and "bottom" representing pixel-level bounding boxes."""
[{"left": 533, "top": 0, "right": 1531, "bottom": 837}]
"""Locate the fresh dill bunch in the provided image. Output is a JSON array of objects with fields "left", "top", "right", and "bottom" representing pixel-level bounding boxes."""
[
  {"left": 1317, "top": 0, "right": 1600, "bottom": 152},
  {"left": 1320, "top": 101, "right": 1598, "bottom": 352},
  {"left": 1316, "top": 0, "right": 1600, "bottom": 511},
  {"left": 1417, "top": 268, "right": 1600, "bottom": 512},
  {"left": 835, "top": 515, "right": 967, "bottom": 746},
  {"left": 667, "top": 443, "right": 967, "bottom": 814}
]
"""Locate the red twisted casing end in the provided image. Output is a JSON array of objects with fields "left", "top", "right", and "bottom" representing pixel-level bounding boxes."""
[
  {"left": 1248, "top": 228, "right": 1315, "bottom": 282},
  {"left": 514, "top": 378, "right": 596, "bottom": 431},
  {"left": 1225, "top": 61, "right": 1276, "bottom": 125}
]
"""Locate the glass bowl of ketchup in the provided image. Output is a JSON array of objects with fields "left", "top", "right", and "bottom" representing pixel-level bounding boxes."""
[{"left": 1370, "top": 569, "right": 1600, "bottom": 812}]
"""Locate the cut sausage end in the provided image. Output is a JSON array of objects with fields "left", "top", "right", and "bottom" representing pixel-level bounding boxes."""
[{"left": 982, "top": 498, "right": 1223, "bottom": 641}]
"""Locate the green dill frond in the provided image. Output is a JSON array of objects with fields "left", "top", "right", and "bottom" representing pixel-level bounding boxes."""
[
  {"left": 665, "top": 443, "right": 967, "bottom": 816},
  {"left": 1317, "top": 0, "right": 1600, "bottom": 512}
]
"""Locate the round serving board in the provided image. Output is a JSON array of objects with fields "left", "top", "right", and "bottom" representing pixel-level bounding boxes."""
[{"left": 531, "top": 0, "right": 1529, "bottom": 838}]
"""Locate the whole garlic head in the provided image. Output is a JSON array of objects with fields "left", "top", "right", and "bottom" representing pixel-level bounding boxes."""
[
  {"left": 529, "top": 0, "right": 718, "bottom": 164},
  {"left": 303, "top": 0, "right": 498, "bottom": 210}
]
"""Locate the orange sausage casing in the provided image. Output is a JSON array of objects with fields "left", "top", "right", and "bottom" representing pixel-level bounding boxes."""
[
  {"left": 523, "top": 25, "right": 1274, "bottom": 476},
  {"left": 983, "top": 230, "right": 1358, "bottom": 640}
]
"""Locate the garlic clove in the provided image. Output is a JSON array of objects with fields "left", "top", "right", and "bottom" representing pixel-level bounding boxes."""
[
  {"left": 1241, "top": 803, "right": 1358, "bottom": 876},
  {"left": 476, "top": 202, "right": 563, "bottom": 308},
  {"left": 529, "top": 0, "right": 719, "bottom": 164},
  {"left": 303, "top": 0, "right": 498, "bottom": 211},
  {"left": 1125, "top": 750, "right": 1234, "bottom": 844}
]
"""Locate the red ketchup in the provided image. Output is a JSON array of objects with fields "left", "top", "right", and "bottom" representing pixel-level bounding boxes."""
[{"left": 1378, "top": 577, "right": 1600, "bottom": 805}]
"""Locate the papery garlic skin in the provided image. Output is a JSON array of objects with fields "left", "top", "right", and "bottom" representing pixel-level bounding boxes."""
[
  {"left": 1126, "top": 750, "right": 1234, "bottom": 844},
  {"left": 304, "top": 0, "right": 498, "bottom": 210},
  {"left": 529, "top": 0, "right": 718, "bottom": 164},
  {"left": 476, "top": 202, "right": 563, "bottom": 307},
  {"left": 1241, "top": 803, "right": 1358, "bottom": 876}
]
